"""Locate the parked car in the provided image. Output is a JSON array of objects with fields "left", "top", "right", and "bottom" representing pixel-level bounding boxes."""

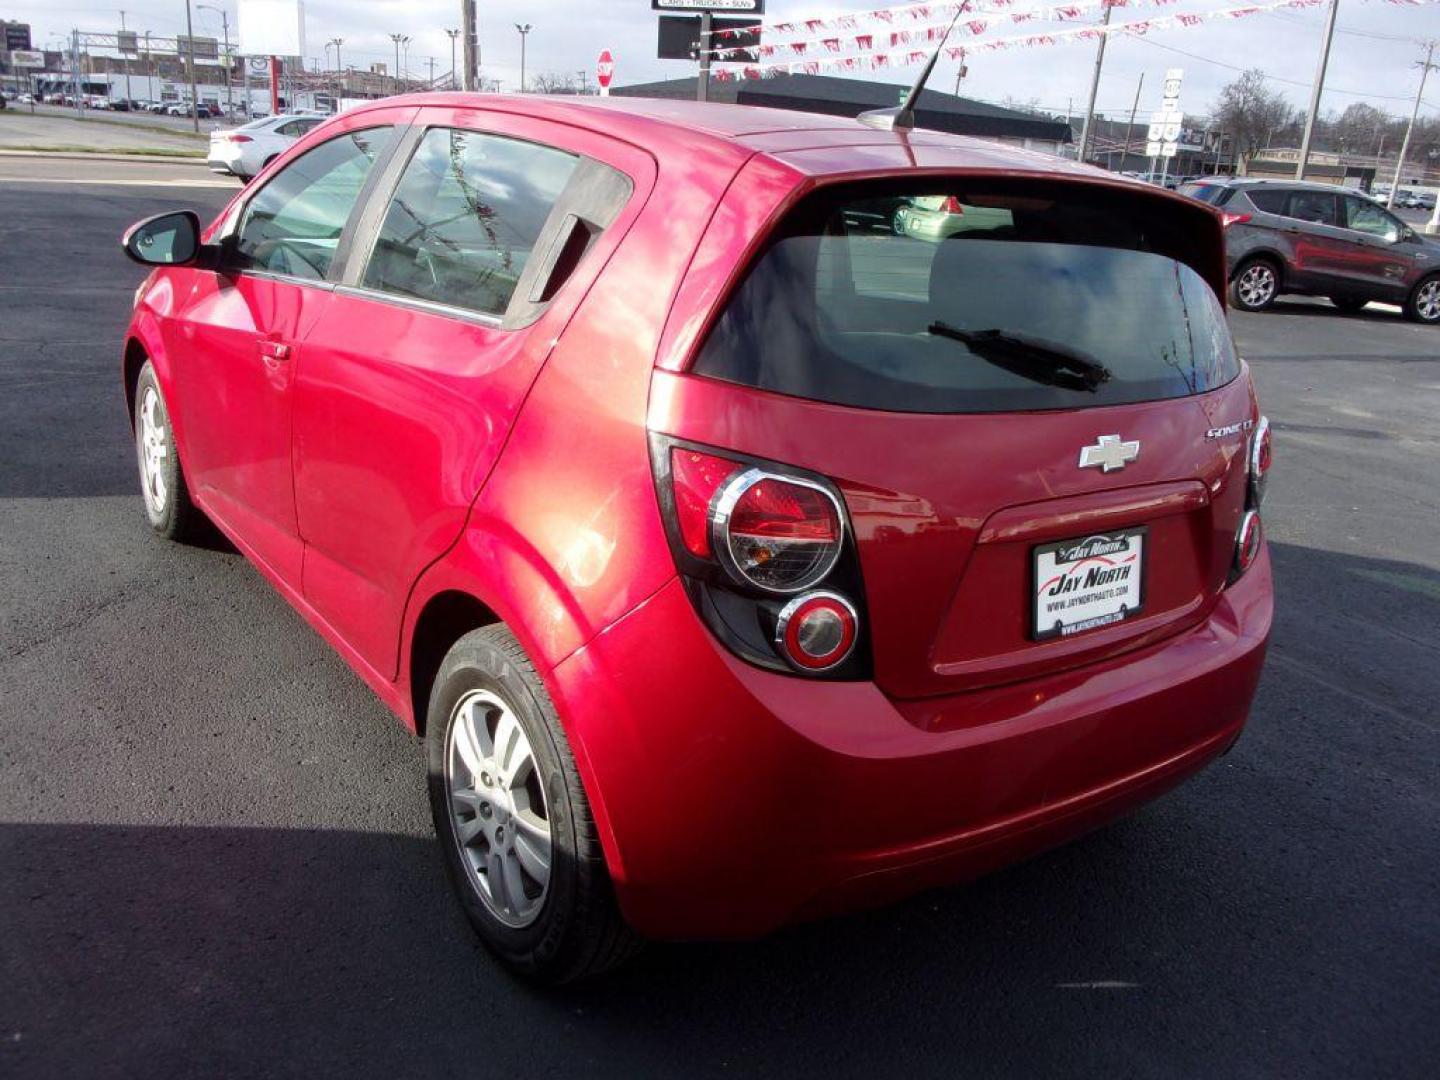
[
  {"left": 1187, "top": 177, "right": 1440, "bottom": 323},
  {"left": 207, "top": 112, "right": 327, "bottom": 179},
  {"left": 1417, "top": 192, "right": 1437, "bottom": 212},
  {"left": 896, "top": 195, "right": 1016, "bottom": 241},
  {"left": 17, "top": 93, "right": 33, "bottom": 105},
  {"left": 120, "top": 95, "right": 1275, "bottom": 982}
]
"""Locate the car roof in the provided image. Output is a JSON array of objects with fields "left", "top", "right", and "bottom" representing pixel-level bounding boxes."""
[
  {"left": 343, "top": 92, "right": 1122, "bottom": 182},
  {"left": 1209, "top": 176, "right": 1354, "bottom": 195}
]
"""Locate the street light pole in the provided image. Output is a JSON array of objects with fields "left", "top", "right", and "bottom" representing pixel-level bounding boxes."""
[
  {"left": 389, "top": 33, "right": 408, "bottom": 93},
  {"left": 515, "top": 23, "right": 532, "bottom": 93},
  {"left": 446, "top": 28, "right": 460, "bottom": 90},
  {"left": 120, "top": 11, "right": 133, "bottom": 104},
  {"left": 198, "top": 5, "right": 233, "bottom": 118},
  {"left": 183, "top": 0, "right": 201, "bottom": 132}
]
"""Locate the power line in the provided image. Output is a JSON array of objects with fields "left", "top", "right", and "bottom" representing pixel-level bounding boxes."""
[
  {"left": 1121, "top": 33, "right": 1440, "bottom": 106},
  {"left": 1262, "top": 11, "right": 1426, "bottom": 45}
]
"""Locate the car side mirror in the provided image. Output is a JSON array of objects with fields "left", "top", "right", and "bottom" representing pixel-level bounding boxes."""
[
  {"left": 121, "top": 210, "right": 202, "bottom": 267},
  {"left": 1401, "top": 227, "right": 1419, "bottom": 244}
]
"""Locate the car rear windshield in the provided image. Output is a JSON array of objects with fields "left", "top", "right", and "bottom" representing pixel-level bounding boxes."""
[
  {"left": 693, "top": 180, "right": 1240, "bottom": 414},
  {"left": 1178, "top": 181, "right": 1230, "bottom": 205}
]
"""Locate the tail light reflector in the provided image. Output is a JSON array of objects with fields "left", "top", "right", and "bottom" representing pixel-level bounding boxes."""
[
  {"left": 669, "top": 448, "right": 741, "bottom": 557},
  {"left": 713, "top": 470, "right": 843, "bottom": 593},
  {"left": 219, "top": 133, "right": 253, "bottom": 143},
  {"left": 1249, "top": 415, "right": 1271, "bottom": 507},
  {"left": 776, "top": 592, "right": 858, "bottom": 671},
  {"left": 1220, "top": 211, "right": 1252, "bottom": 229},
  {"left": 939, "top": 196, "right": 965, "bottom": 214},
  {"left": 1235, "top": 510, "right": 1263, "bottom": 575}
]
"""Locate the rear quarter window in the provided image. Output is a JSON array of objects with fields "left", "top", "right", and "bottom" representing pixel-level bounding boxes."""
[
  {"left": 693, "top": 181, "right": 1240, "bottom": 414},
  {"left": 1243, "top": 188, "right": 1290, "bottom": 214}
]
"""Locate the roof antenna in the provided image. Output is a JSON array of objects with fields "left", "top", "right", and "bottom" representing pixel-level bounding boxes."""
[{"left": 857, "top": 4, "right": 967, "bottom": 132}]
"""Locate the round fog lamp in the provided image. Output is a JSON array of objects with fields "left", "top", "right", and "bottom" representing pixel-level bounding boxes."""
[{"left": 775, "top": 591, "right": 858, "bottom": 672}]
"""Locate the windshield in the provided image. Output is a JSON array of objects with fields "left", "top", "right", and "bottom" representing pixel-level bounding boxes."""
[{"left": 693, "top": 180, "right": 1239, "bottom": 414}]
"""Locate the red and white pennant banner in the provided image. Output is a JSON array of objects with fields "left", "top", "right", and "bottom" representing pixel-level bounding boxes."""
[
  {"left": 710, "top": 0, "right": 1184, "bottom": 59},
  {"left": 713, "top": 0, "right": 1347, "bottom": 79},
  {"left": 709, "top": 0, "right": 1182, "bottom": 43}
]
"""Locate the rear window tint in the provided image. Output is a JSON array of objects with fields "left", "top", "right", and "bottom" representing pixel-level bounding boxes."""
[
  {"left": 1179, "top": 182, "right": 1229, "bottom": 205},
  {"left": 693, "top": 182, "right": 1239, "bottom": 414},
  {"left": 1244, "top": 188, "right": 1289, "bottom": 214}
]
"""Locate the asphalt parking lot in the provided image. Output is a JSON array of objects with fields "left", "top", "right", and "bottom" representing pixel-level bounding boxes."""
[{"left": 1, "top": 156, "right": 1436, "bottom": 1079}]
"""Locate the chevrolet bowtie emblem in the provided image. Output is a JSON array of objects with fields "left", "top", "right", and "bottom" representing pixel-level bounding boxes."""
[{"left": 1078, "top": 434, "right": 1140, "bottom": 473}]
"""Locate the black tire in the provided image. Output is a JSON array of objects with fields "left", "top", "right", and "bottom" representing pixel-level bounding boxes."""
[
  {"left": 426, "top": 625, "right": 640, "bottom": 983},
  {"left": 133, "top": 361, "right": 207, "bottom": 543},
  {"left": 1330, "top": 296, "right": 1368, "bottom": 313},
  {"left": 1402, "top": 275, "right": 1440, "bottom": 325},
  {"left": 1229, "top": 257, "right": 1281, "bottom": 312},
  {"left": 262, "top": 153, "right": 279, "bottom": 169}
]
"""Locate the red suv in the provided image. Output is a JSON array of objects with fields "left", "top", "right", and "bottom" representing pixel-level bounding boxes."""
[{"left": 120, "top": 95, "right": 1273, "bottom": 983}]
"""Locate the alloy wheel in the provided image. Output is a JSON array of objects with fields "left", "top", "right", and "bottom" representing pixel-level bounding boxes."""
[
  {"left": 137, "top": 385, "right": 169, "bottom": 515},
  {"left": 1416, "top": 280, "right": 1440, "bottom": 323},
  {"left": 1237, "top": 264, "right": 1276, "bottom": 308},
  {"left": 444, "top": 689, "right": 553, "bottom": 928}
]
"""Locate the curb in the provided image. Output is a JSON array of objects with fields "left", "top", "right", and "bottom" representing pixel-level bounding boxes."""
[{"left": 0, "top": 149, "right": 211, "bottom": 166}]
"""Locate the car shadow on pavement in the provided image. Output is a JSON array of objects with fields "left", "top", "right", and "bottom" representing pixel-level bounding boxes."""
[
  {"left": 3, "top": 545, "right": 1436, "bottom": 1079},
  {"left": 1267, "top": 298, "right": 1407, "bottom": 323}
]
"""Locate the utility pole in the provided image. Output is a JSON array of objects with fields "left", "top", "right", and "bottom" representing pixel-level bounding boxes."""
[
  {"left": 1389, "top": 41, "right": 1437, "bottom": 215},
  {"left": 71, "top": 28, "right": 82, "bottom": 119},
  {"left": 446, "top": 28, "right": 460, "bottom": 89},
  {"left": 389, "top": 33, "right": 408, "bottom": 92},
  {"left": 462, "top": 0, "right": 478, "bottom": 91},
  {"left": 328, "top": 37, "right": 342, "bottom": 73},
  {"left": 515, "top": 23, "right": 532, "bottom": 93},
  {"left": 120, "top": 11, "right": 133, "bottom": 104},
  {"left": 1124, "top": 73, "right": 1144, "bottom": 172},
  {"left": 182, "top": 0, "right": 200, "bottom": 131},
  {"left": 1076, "top": 3, "right": 1113, "bottom": 166},
  {"left": 1296, "top": 0, "right": 1339, "bottom": 180},
  {"left": 428, "top": 56, "right": 436, "bottom": 88},
  {"left": 697, "top": 11, "right": 712, "bottom": 102}
]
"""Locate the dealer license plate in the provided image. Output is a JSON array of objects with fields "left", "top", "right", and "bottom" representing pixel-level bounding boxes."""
[{"left": 1032, "top": 528, "right": 1147, "bottom": 641}]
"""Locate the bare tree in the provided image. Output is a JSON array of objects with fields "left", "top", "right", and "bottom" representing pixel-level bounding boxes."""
[
  {"left": 1213, "top": 69, "right": 1296, "bottom": 167},
  {"left": 528, "top": 72, "right": 584, "bottom": 95}
]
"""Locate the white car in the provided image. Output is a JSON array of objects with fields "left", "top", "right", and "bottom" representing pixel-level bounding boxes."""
[{"left": 206, "top": 113, "right": 327, "bottom": 180}]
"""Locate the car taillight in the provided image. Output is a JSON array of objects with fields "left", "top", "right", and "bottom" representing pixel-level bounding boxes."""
[
  {"left": 713, "top": 470, "right": 843, "bottom": 593},
  {"left": 776, "top": 592, "right": 858, "bottom": 671},
  {"left": 1220, "top": 211, "right": 1252, "bottom": 228},
  {"left": 654, "top": 437, "right": 867, "bottom": 678},
  {"left": 1234, "top": 510, "right": 1263, "bottom": 575},
  {"left": 939, "top": 196, "right": 965, "bottom": 214},
  {"left": 669, "top": 448, "right": 740, "bottom": 557},
  {"left": 1249, "top": 415, "right": 1271, "bottom": 508}
]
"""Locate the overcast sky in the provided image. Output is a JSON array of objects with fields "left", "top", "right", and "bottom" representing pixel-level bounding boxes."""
[{"left": 9, "top": 1, "right": 1438, "bottom": 123}]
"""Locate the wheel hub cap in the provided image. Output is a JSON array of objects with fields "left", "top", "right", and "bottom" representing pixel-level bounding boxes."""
[
  {"left": 445, "top": 689, "right": 552, "bottom": 928},
  {"left": 1418, "top": 281, "right": 1440, "bottom": 321},
  {"left": 137, "top": 386, "right": 168, "bottom": 514},
  {"left": 1239, "top": 265, "right": 1275, "bottom": 307}
]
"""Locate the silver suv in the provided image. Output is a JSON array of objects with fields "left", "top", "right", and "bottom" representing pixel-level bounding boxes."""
[{"left": 1178, "top": 177, "right": 1440, "bottom": 324}]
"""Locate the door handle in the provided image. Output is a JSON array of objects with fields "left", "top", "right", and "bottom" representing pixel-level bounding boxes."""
[{"left": 258, "top": 341, "right": 291, "bottom": 362}]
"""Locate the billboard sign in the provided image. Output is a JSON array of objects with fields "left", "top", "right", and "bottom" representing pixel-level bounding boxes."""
[
  {"left": 10, "top": 49, "right": 43, "bottom": 67},
  {"left": 237, "top": 0, "right": 306, "bottom": 58},
  {"left": 177, "top": 35, "right": 220, "bottom": 61},
  {"left": 5, "top": 24, "right": 32, "bottom": 52},
  {"left": 117, "top": 30, "right": 138, "bottom": 54},
  {"left": 651, "top": 1, "right": 765, "bottom": 12}
]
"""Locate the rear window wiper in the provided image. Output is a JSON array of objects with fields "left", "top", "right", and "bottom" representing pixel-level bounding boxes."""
[{"left": 927, "top": 322, "right": 1113, "bottom": 393}]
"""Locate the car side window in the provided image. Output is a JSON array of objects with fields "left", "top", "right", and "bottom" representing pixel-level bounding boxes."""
[
  {"left": 1286, "top": 191, "right": 1340, "bottom": 227},
  {"left": 275, "top": 120, "right": 305, "bottom": 137},
  {"left": 1343, "top": 196, "right": 1401, "bottom": 242},
  {"left": 231, "top": 126, "right": 395, "bottom": 281},
  {"left": 1244, "top": 188, "right": 1289, "bottom": 214},
  {"left": 360, "top": 127, "right": 580, "bottom": 318}
]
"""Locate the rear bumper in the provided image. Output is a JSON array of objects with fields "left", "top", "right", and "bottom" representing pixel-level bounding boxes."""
[{"left": 549, "top": 545, "right": 1273, "bottom": 940}]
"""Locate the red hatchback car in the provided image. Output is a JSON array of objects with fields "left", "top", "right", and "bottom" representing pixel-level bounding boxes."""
[{"left": 120, "top": 94, "right": 1273, "bottom": 982}]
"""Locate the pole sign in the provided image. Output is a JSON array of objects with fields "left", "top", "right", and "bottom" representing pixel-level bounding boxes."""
[
  {"left": 117, "top": 29, "right": 138, "bottom": 54},
  {"left": 651, "top": 1, "right": 765, "bottom": 12},
  {"left": 1146, "top": 67, "right": 1183, "bottom": 160},
  {"left": 10, "top": 49, "right": 43, "bottom": 67},
  {"left": 597, "top": 49, "right": 614, "bottom": 95}
]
